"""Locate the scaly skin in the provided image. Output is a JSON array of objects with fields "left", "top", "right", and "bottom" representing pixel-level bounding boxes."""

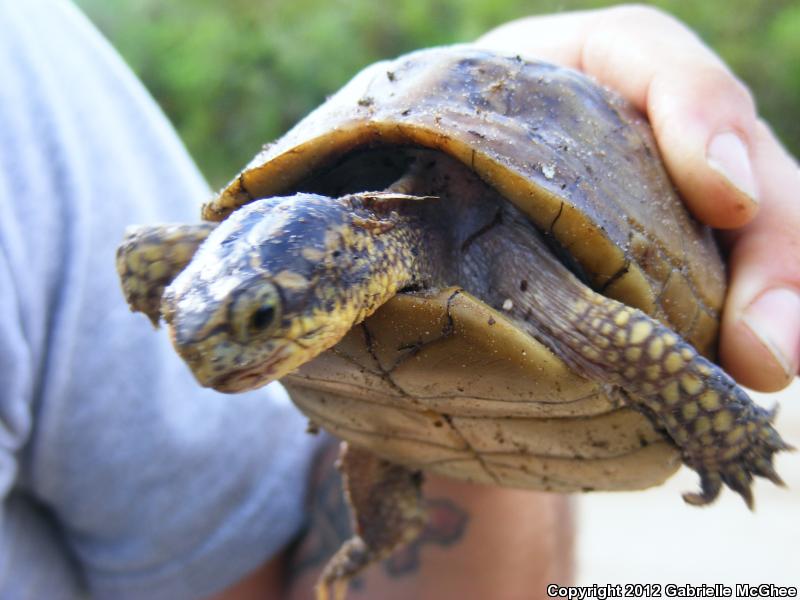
[
  {"left": 156, "top": 192, "right": 444, "bottom": 392},
  {"left": 119, "top": 189, "right": 790, "bottom": 510},
  {"left": 116, "top": 223, "right": 216, "bottom": 325},
  {"left": 117, "top": 187, "right": 790, "bottom": 599},
  {"left": 552, "top": 290, "right": 789, "bottom": 509},
  {"left": 462, "top": 204, "right": 791, "bottom": 510},
  {"left": 316, "top": 444, "right": 425, "bottom": 600}
]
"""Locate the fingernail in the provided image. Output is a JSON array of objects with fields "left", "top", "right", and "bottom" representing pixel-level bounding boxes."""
[
  {"left": 742, "top": 287, "right": 800, "bottom": 379},
  {"left": 707, "top": 132, "right": 759, "bottom": 204}
]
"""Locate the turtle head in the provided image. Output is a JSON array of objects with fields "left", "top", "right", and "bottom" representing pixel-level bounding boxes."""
[{"left": 162, "top": 193, "right": 376, "bottom": 393}]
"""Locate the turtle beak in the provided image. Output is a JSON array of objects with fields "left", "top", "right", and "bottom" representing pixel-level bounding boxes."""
[{"left": 207, "top": 345, "right": 295, "bottom": 392}]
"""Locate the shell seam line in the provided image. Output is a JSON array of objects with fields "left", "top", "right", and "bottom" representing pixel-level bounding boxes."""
[
  {"left": 286, "top": 372, "right": 610, "bottom": 409},
  {"left": 441, "top": 414, "right": 502, "bottom": 485}
]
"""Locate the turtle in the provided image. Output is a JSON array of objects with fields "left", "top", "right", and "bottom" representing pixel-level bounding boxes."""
[{"left": 116, "top": 46, "right": 789, "bottom": 599}]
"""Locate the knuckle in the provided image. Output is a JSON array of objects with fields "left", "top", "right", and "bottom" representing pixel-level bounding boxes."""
[
  {"left": 604, "top": 3, "right": 683, "bottom": 30},
  {"left": 725, "top": 74, "right": 756, "bottom": 112},
  {"left": 697, "top": 65, "right": 756, "bottom": 117},
  {"left": 650, "top": 63, "right": 757, "bottom": 131}
]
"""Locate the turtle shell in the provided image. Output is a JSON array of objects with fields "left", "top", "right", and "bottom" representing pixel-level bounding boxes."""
[{"left": 207, "top": 46, "right": 727, "bottom": 492}]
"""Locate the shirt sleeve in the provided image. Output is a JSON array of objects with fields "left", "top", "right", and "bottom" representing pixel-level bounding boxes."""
[{"left": 0, "top": 2, "right": 322, "bottom": 599}]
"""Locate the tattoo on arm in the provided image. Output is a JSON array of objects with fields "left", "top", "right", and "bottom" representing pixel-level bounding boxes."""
[
  {"left": 383, "top": 497, "right": 468, "bottom": 577},
  {"left": 286, "top": 440, "right": 469, "bottom": 586}
]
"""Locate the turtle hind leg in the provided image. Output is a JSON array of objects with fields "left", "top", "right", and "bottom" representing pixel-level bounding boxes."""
[
  {"left": 316, "top": 443, "right": 426, "bottom": 600},
  {"left": 561, "top": 296, "right": 792, "bottom": 509},
  {"left": 514, "top": 262, "right": 792, "bottom": 508},
  {"left": 116, "top": 223, "right": 216, "bottom": 325}
]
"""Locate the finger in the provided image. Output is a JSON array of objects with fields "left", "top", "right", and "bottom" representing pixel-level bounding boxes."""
[
  {"left": 476, "top": 11, "right": 596, "bottom": 67},
  {"left": 718, "top": 120, "right": 800, "bottom": 391},
  {"left": 477, "top": 5, "right": 760, "bottom": 229}
]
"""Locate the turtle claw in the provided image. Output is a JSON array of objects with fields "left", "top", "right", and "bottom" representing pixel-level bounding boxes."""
[
  {"left": 763, "top": 405, "right": 794, "bottom": 453},
  {"left": 682, "top": 414, "right": 790, "bottom": 510},
  {"left": 682, "top": 464, "right": 755, "bottom": 510},
  {"left": 682, "top": 472, "right": 722, "bottom": 507},
  {"left": 751, "top": 454, "right": 786, "bottom": 487},
  {"left": 721, "top": 464, "right": 755, "bottom": 510}
]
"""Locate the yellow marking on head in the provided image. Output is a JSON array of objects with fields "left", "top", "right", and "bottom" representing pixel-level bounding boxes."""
[
  {"left": 680, "top": 373, "right": 703, "bottom": 395},
  {"left": 600, "top": 322, "right": 613, "bottom": 336},
  {"left": 661, "top": 381, "right": 680, "bottom": 405},
  {"left": 614, "top": 310, "right": 631, "bottom": 326},
  {"left": 246, "top": 254, "right": 264, "bottom": 272},
  {"left": 648, "top": 337, "right": 665, "bottom": 360},
  {"left": 625, "top": 346, "right": 642, "bottom": 361},
  {"left": 726, "top": 426, "right": 746, "bottom": 446},
  {"left": 682, "top": 402, "right": 699, "bottom": 420},
  {"left": 323, "top": 229, "right": 341, "bottom": 252},
  {"left": 698, "top": 390, "right": 720, "bottom": 411},
  {"left": 629, "top": 320, "right": 653, "bottom": 345},
  {"left": 273, "top": 270, "right": 309, "bottom": 291},
  {"left": 664, "top": 351, "right": 684, "bottom": 374},
  {"left": 680, "top": 347, "right": 694, "bottom": 361},
  {"left": 301, "top": 247, "right": 326, "bottom": 262},
  {"left": 592, "top": 317, "right": 603, "bottom": 329},
  {"left": 694, "top": 416, "right": 711, "bottom": 435},
  {"left": 713, "top": 410, "right": 733, "bottom": 432},
  {"left": 614, "top": 329, "right": 628, "bottom": 346},
  {"left": 605, "top": 350, "right": 619, "bottom": 363},
  {"left": 623, "top": 366, "right": 638, "bottom": 380},
  {"left": 645, "top": 364, "right": 661, "bottom": 380}
]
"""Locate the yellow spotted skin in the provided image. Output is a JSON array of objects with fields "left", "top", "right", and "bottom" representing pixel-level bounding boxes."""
[
  {"left": 157, "top": 192, "right": 444, "bottom": 393},
  {"left": 477, "top": 204, "right": 790, "bottom": 509},
  {"left": 116, "top": 223, "right": 217, "bottom": 325},
  {"left": 118, "top": 162, "right": 790, "bottom": 510},
  {"left": 558, "top": 293, "right": 790, "bottom": 508},
  {"left": 114, "top": 49, "right": 792, "bottom": 599}
]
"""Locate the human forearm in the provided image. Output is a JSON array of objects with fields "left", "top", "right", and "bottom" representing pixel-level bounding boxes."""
[{"left": 283, "top": 442, "right": 574, "bottom": 600}]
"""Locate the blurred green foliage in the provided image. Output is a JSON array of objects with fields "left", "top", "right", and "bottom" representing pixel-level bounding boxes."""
[{"left": 76, "top": 0, "right": 800, "bottom": 188}]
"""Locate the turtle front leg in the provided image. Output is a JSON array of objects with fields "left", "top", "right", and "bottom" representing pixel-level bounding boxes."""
[
  {"left": 116, "top": 223, "right": 216, "bottom": 325},
  {"left": 317, "top": 443, "right": 426, "bottom": 600},
  {"left": 559, "top": 293, "right": 792, "bottom": 509}
]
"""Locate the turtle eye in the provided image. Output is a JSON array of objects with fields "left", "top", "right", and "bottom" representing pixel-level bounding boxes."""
[
  {"left": 250, "top": 305, "right": 276, "bottom": 331},
  {"left": 231, "top": 282, "right": 282, "bottom": 342}
]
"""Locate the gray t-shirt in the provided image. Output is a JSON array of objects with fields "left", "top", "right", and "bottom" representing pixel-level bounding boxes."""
[{"left": 0, "top": 2, "right": 320, "bottom": 598}]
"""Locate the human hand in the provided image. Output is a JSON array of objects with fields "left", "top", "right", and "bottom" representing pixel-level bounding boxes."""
[{"left": 477, "top": 4, "right": 800, "bottom": 392}]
